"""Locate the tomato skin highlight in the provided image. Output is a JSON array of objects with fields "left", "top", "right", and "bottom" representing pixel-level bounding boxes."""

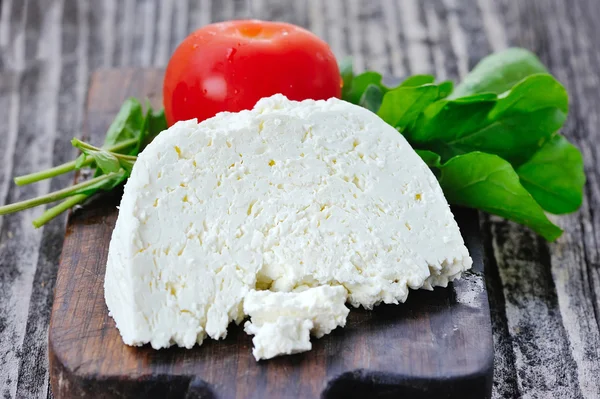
[{"left": 163, "top": 20, "right": 341, "bottom": 126}]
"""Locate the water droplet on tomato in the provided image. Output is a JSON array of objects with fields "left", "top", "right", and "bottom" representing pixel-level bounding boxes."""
[
  {"left": 226, "top": 48, "right": 237, "bottom": 63},
  {"left": 202, "top": 89, "right": 207, "bottom": 94},
  {"left": 192, "top": 43, "right": 199, "bottom": 49},
  {"left": 234, "top": 89, "right": 239, "bottom": 95}
]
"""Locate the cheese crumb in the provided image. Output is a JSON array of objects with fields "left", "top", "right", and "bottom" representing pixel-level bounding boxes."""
[{"left": 244, "top": 285, "right": 349, "bottom": 360}]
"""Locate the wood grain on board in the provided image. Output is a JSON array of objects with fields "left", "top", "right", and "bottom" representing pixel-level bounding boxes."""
[
  {"left": 48, "top": 69, "right": 493, "bottom": 399},
  {"left": 2, "top": 1, "right": 600, "bottom": 398}
]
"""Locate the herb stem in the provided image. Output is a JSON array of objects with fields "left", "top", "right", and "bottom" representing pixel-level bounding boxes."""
[
  {"left": 0, "top": 173, "right": 116, "bottom": 216},
  {"left": 14, "top": 138, "right": 138, "bottom": 186},
  {"left": 71, "top": 139, "right": 138, "bottom": 162},
  {"left": 14, "top": 158, "right": 93, "bottom": 186},
  {"left": 32, "top": 193, "right": 89, "bottom": 228}
]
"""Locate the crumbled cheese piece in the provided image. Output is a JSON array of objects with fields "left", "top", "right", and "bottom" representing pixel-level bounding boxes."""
[
  {"left": 244, "top": 285, "right": 349, "bottom": 360},
  {"left": 104, "top": 94, "right": 472, "bottom": 355},
  {"left": 245, "top": 317, "right": 313, "bottom": 360}
]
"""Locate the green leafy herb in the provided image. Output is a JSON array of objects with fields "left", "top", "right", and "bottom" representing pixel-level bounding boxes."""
[
  {"left": 142, "top": 107, "right": 168, "bottom": 147},
  {"left": 0, "top": 99, "right": 165, "bottom": 227},
  {"left": 398, "top": 74, "right": 435, "bottom": 87},
  {"left": 450, "top": 47, "right": 548, "bottom": 98},
  {"left": 102, "top": 97, "right": 146, "bottom": 154},
  {"left": 359, "top": 84, "right": 384, "bottom": 113},
  {"left": 516, "top": 134, "right": 585, "bottom": 214},
  {"left": 0, "top": 171, "right": 127, "bottom": 217},
  {"left": 436, "top": 152, "right": 563, "bottom": 241},
  {"left": 344, "top": 72, "right": 387, "bottom": 105},
  {"left": 72, "top": 139, "right": 137, "bottom": 174},
  {"left": 408, "top": 74, "right": 568, "bottom": 166},
  {"left": 377, "top": 83, "right": 441, "bottom": 130},
  {"left": 415, "top": 149, "right": 442, "bottom": 168}
]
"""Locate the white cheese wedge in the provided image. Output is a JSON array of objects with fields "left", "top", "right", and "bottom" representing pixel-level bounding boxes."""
[
  {"left": 104, "top": 94, "right": 471, "bottom": 355},
  {"left": 243, "top": 285, "right": 349, "bottom": 360}
]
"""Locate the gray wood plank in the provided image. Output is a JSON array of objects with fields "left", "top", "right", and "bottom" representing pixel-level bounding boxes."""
[
  {"left": 492, "top": 0, "right": 600, "bottom": 397},
  {"left": 0, "top": 0, "right": 64, "bottom": 397},
  {"left": 15, "top": 0, "right": 90, "bottom": 396},
  {"left": 0, "top": 0, "right": 599, "bottom": 398}
]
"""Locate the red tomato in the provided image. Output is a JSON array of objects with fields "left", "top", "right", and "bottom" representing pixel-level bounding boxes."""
[{"left": 163, "top": 20, "right": 341, "bottom": 126}]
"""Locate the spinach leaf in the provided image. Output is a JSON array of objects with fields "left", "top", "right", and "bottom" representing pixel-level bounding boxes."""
[
  {"left": 415, "top": 149, "right": 441, "bottom": 168},
  {"left": 103, "top": 97, "right": 145, "bottom": 153},
  {"left": 85, "top": 150, "right": 121, "bottom": 174},
  {"left": 72, "top": 138, "right": 137, "bottom": 175},
  {"left": 377, "top": 84, "right": 443, "bottom": 130},
  {"left": 409, "top": 74, "right": 568, "bottom": 165},
  {"left": 517, "top": 135, "right": 585, "bottom": 214},
  {"left": 344, "top": 71, "right": 387, "bottom": 104},
  {"left": 359, "top": 84, "right": 384, "bottom": 113},
  {"left": 397, "top": 75, "right": 452, "bottom": 98},
  {"left": 437, "top": 81, "right": 454, "bottom": 99},
  {"left": 141, "top": 106, "right": 168, "bottom": 148},
  {"left": 408, "top": 93, "right": 497, "bottom": 148},
  {"left": 438, "top": 152, "right": 563, "bottom": 241},
  {"left": 399, "top": 75, "right": 435, "bottom": 87},
  {"left": 450, "top": 47, "right": 548, "bottom": 98}
]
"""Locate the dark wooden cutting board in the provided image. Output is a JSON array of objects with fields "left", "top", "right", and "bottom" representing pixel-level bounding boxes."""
[{"left": 48, "top": 69, "right": 493, "bottom": 399}]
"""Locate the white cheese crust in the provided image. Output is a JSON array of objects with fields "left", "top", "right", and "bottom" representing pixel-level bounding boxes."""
[{"left": 104, "top": 94, "right": 471, "bottom": 355}]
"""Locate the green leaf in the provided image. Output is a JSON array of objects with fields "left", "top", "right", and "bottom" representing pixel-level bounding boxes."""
[
  {"left": 377, "top": 84, "right": 441, "bottom": 130},
  {"left": 438, "top": 152, "right": 563, "bottom": 241},
  {"left": 72, "top": 138, "right": 137, "bottom": 174},
  {"left": 143, "top": 107, "right": 168, "bottom": 146},
  {"left": 415, "top": 149, "right": 441, "bottom": 168},
  {"left": 137, "top": 104, "right": 168, "bottom": 153},
  {"left": 72, "top": 140, "right": 121, "bottom": 174},
  {"left": 359, "top": 84, "right": 384, "bottom": 113},
  {"left": 410, "top": 74, "right": 568, "bottom": 165},
  {"left": 491, "top": 74, "right": 568, "bottom": 117},
  {"left": 408, "top": 93, "right": 497, "bottom": 149},
  {"left": 399, "top": 75, "right": 435, "bottom": 87},
  {"left": 103, "top": 97, "right": 145, "bottom": 154},
  {"left": 451, "top": 47, "right": 549, "bottom": 98},
  {"left": 344, "top": 72, "right": 386, "bottom": 104},
  {"left": 517, "top": 135, "right": 585, "bottom": 214},
  {"left": 437, "top": 81, "right": 454, "bottom": 99},
  {"left": 92, "top": 150, "right": 121, "bottom": 174}
]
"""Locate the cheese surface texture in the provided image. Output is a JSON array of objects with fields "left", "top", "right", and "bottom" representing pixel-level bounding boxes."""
[{"left": 104, "top": 94, "right": 472, "bottom": 356}]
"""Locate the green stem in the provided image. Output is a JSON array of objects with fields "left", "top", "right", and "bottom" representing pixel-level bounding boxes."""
[
  {"left": 71, "top": 139, "right": 138, "bottom": 162},
  {"left": 0, "top": 173, "right": 115, "bottom": 216},
  {"left": 14, "top": 138, "right": 138, "bottom": 186},
  {"left": 15, "top": 157, "right": 94, "bottom": 186},
  {"left": 32, "top": 193, "right": 89, "bottom": 228}
]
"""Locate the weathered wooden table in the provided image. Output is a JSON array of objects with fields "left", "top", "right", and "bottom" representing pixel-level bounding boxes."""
[{"left": 1, "top": 1, "right": 599, "bottom": 398}]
